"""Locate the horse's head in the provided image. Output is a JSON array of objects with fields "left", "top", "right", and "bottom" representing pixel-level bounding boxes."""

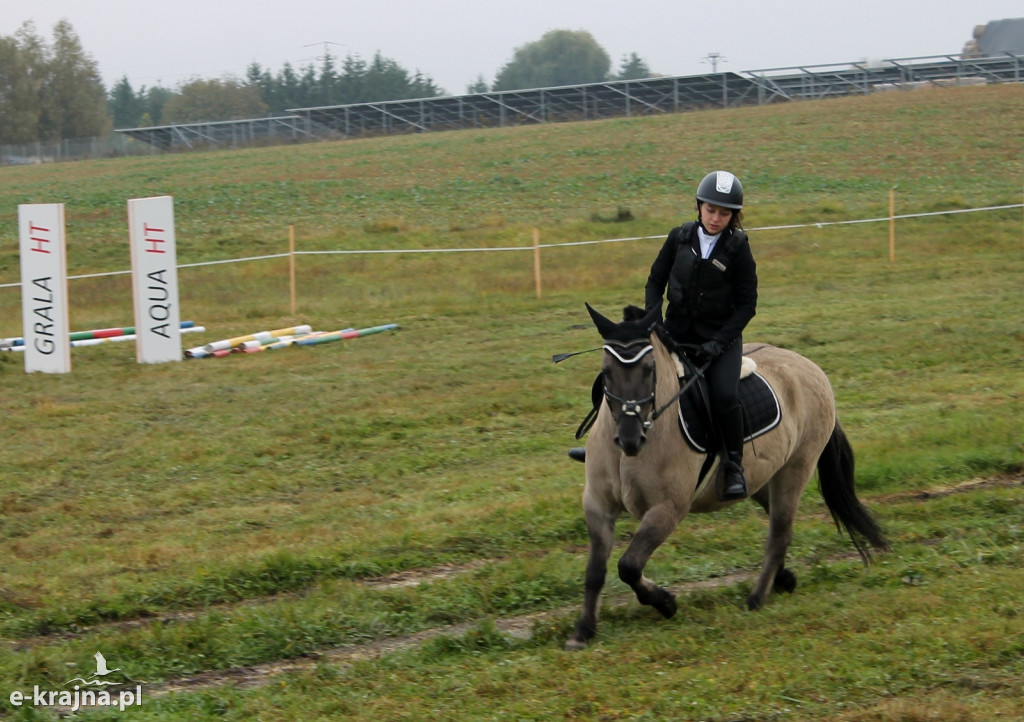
[{"left": 586, "top": 303, "right": 662, "bottom": 456}]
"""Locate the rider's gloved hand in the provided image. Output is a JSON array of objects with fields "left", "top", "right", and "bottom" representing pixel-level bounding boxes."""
[{"left": 695, "top": 340, "right": 724, "bottom": 365}]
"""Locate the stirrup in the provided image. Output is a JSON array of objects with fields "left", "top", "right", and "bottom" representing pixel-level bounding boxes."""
[
  {"left": 568, "top": 447, "right": 586, "bottom": 462},
  {"left": 721, "top": 477, "right": 748, "bottom": 500},
  {"left": 720, "top": 461, "right": 748, "bottom": 500}
]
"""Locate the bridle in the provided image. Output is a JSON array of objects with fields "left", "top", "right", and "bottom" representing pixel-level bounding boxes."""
[
  {"left": 601, "top": 340, "right": 657, "bottom": 429},
  {"left": 565, "top": 334, "right": 709, "bottom": 441},
  {"left": 603, "top": 338, "right": 709, "bottom": 426}
]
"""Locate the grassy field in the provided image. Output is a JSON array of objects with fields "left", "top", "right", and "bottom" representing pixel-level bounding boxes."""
[{"left": 1, "top": 84, "right": 1022, "bottom": 721}]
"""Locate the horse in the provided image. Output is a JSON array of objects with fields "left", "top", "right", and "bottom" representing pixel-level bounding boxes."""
[{"left": 565, "top": 303, "right": 890, "bottom": 651}]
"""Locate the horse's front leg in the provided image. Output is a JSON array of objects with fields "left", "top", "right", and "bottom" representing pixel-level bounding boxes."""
[
  {"left": 566, "top": 498, "right": 617, "bottom": 651},
  {"left": 618, "top": 501, "right": 682, "bottom": 619}
]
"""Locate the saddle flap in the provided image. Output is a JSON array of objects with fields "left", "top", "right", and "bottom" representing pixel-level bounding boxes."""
[{"left": 677, "top": 371, "right": 782, "bottom": 454}]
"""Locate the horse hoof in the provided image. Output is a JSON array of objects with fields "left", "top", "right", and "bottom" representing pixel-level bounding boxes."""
[
  {"left": 746, "top": 594, "right": 763, "bottom": 611},
  {"left": 656, "top": 594, "right": 678, "bottom": 619},
  {"left": 565, "top": 639, "right": 588, "bottom": 652},
  {"left": 773, "top": 568, "right": 797, "bottom": 593}
]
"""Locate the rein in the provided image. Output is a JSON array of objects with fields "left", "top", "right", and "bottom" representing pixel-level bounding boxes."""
[
  {"left": 650, "top": 340, "right": 710, "bottom": 420},
  {"left": 651, "top": 362, "right": 707, "bottom": 421}
]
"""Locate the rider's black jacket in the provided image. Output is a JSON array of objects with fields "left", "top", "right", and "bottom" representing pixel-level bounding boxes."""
[{"left": 644, "top": 221, "right": 758, "bottom": 347}]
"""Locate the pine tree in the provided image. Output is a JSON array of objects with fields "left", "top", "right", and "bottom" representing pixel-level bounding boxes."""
[
  {"left": 108, "top": 75, "right": 147, "bottom": 128},
  {"left": 38, "top": 19, "right": 110, "bottom": 140},
  {"left": 615, "top": 52, "right": 653, "bottom": 81},
  {"left": 0, "top": 31, "right": 39, "bottom": 143}
]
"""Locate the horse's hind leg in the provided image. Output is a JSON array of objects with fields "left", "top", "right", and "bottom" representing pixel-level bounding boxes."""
[
  {"left": 748, "top": 469, "right": 811, "bottom": 610},
  {"left": 566, "top": 500, "right": 617, "bottom": 651},
  {"left": 617, "top": 502, "right": 681, "bottom": 619},
  {"left": 750, "top": 487, "right": 798, "bottom": 597}
]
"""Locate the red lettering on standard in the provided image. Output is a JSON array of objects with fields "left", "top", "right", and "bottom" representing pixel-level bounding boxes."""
[
  {"left": 29, "top": 222, "right": 51, "bottom": 254},
  {"left": 144, "top": 223, "right": 166, "bottom": 253}
]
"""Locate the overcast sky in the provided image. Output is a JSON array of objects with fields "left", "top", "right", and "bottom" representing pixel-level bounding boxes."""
[{"left": 6, "top": 1, "right": 1023, "bottom": 96}]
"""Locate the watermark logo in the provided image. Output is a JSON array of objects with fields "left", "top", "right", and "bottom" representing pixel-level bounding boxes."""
[
  {"left": 8, "top": 651, "right": 143, "bottom": 713},
  {"left": 66, "top": 651, "right": 123, "bottom": 686}
]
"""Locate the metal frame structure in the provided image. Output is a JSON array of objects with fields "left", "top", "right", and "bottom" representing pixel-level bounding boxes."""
[
  {"left": 743, "top": 52, "right": 1023, "bottom": 103},
  {"left": 294, "top": 73, "right": 745, "bottom": 136},
  {"left": 116, "top": 53, "right": 1024, "bottom": 151},
  {"left": 118, "top": 115, "right": 315, "bottom": 151}
]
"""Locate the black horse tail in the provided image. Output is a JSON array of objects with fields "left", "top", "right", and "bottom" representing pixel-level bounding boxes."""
[{"left": 817, "top": 420, "right": 891, "bottom": 563}]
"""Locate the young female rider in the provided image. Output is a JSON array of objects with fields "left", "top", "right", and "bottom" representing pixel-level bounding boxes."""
[{"left": 644, "top": 170, "right": 758, "bottom": 499}]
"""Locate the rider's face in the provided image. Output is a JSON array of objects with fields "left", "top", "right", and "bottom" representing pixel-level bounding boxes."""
[{"left": 699, "top": 202, "right": 733, "bottom": 234}]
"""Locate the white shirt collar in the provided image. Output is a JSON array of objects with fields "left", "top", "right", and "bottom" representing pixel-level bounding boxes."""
[{"left": 697, "top": 226, "right": 721, "bottom": 259}]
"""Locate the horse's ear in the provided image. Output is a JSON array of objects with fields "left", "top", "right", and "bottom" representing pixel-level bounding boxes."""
[{"left": 585, "top": 302, "right": 618, "bottom": 339}]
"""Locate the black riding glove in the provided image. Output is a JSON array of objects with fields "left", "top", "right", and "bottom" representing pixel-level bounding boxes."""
[{"left": 695, "top": 340, "right": 724, "bottom": 365}]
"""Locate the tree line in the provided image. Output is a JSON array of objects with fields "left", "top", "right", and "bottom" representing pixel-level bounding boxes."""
[
  {"left": 1, "top": 23, "right": 653, "bottom": 145},
  {"left": 1, "top": 20, "right": 110, "bottom": 145}
]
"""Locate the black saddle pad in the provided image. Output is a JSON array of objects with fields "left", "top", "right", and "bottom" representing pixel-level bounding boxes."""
[{"left": 677, "top": 371, "right": 782, "bottom": 453}]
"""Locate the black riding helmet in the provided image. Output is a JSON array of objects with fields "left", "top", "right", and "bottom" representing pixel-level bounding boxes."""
[{"left": 695, "top": 170, "right": 743, "bottom": 210}]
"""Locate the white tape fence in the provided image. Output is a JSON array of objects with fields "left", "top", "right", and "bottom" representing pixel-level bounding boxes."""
[{"left": 1, "top": 200, "right": 1022, "bottom": 297}]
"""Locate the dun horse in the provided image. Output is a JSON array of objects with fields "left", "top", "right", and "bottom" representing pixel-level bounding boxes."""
[{"left": 566, "top": 304, "right": 889, "bottom": 650}]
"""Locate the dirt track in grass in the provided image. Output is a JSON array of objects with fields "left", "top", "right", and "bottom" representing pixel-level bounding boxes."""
[{"left": 15, "top": 473, "right": 1022, "bottom": 705}]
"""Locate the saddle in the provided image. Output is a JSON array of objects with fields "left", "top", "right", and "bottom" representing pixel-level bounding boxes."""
[{"left": 674, "top": 352, "right": 781, "bottom": 454}]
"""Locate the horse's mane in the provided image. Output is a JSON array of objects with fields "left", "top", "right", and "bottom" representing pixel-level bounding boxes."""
[{"left": 621, "top": 304, "right": 647, "bottom": 322}]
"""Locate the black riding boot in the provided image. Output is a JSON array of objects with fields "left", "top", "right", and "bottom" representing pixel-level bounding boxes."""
[
  {"left": 719, "top": 404, "right": 748, "bottom": 500},
  {"left": 722, "top": 451, "right": 747, "bottom": 500}
]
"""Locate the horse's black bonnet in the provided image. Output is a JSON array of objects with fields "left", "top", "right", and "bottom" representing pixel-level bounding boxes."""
[{"left": 602, "top": 339, "right": 653, "bottom": 365}]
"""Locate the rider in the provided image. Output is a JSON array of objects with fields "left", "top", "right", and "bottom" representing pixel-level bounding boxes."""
[{"left": 644, "top": 170, "right": 758, "bottom": 500}]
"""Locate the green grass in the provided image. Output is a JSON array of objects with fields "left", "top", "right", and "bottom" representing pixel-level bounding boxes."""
[{"left": 0, "top": 84, "right": 1022, "bottom": 720}]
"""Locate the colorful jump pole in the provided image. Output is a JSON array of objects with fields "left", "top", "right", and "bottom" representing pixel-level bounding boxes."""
[
  {"left": 294, "top": 324, "right": 399, "bottom": 346},
  {"left": 70, "top": 326, "right": 205, "bottom": 348},
  {"left": 1, "top": 321, "right": 197, "bottom": 349},
  {"left": 71, "top": 320, "right": 196, "bottom": 342},
  {"left": 3, "top": 326, "right": 206, "bottom": 352},
  {"left": 256, "top": 329, "right": 353, "bottom": 352},
  {"left": 184, "top": 324, "right": 396, "bottom": 359},
  {"left": 202, "top": 325, "right": 313, "bottom": 354},
  {"left": 185, "top": 325, "right": 314, "bottom": 358},
  {"left": 239, "top": 330, "right": 333, "bottom": 352}
]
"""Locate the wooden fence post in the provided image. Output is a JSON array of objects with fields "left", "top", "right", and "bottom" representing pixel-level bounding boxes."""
[
  {"left": 889, "top": 188, "right": 896, "bottom": 262},
  {"left": 289, "top": 225, "right": 296, "bottom": 315},
  {"left": 533, "top": 228, "right": 542, "bottom": 299}
]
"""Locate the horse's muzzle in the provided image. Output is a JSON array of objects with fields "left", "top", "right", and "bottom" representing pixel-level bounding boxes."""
[{"left": 613, "top": 420, "right": 648, "bottom": 456}]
